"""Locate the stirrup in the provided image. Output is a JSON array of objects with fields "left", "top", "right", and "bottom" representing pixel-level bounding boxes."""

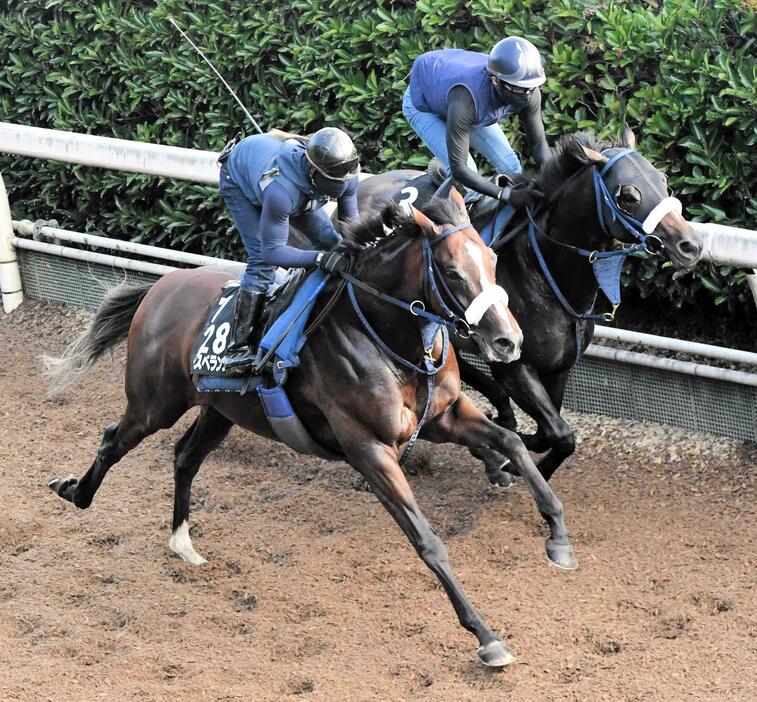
[{"left": 222, "top": 347, "right": 257, "bottom": 374}]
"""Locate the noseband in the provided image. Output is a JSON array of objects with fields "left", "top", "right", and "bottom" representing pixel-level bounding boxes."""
[
  {"left": 593, "top": 148, "right": 682, "bottom": 255},
  {"left": 421, "top": 222, "right": 509, "bottom": 338},
  {"left": 526, "top": 148, "right": 683, "bottom": 359}
]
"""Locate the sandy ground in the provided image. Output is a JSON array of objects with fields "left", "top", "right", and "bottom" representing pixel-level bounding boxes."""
[{"left": 0, "top": 301, "right": 755, "bottom": 702}]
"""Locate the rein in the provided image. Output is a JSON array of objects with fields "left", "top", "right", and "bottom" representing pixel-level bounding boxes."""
[
  {"left": 341, "top": 221, "right": 472, "bottom": 464},
  {"left": 517, "top": 149, "right": 681, "bottom": 360}
]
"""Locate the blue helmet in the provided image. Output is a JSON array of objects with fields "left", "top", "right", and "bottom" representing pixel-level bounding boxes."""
[{"left": 487, "top": 37, "right": 546, "bottom": 90}]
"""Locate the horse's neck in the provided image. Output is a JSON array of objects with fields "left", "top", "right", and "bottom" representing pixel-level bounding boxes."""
[
  {"left": 521, "top": 173, "right": 609, "bottom": 313},
  {"left": 349, "top": 238, "right": 428, "bottom": 357}
]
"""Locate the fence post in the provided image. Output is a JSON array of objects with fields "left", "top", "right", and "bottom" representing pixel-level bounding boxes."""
[{"left": 0, "top": 172, "right": 23, "bottom": 313}]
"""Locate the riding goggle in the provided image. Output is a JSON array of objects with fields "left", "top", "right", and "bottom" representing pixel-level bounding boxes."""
[
  {"left": 307, "top": 154, "right": 361, "bottom": 183},
  {"left": 496, "top": 80, "right": 535, "bottom": 96}
]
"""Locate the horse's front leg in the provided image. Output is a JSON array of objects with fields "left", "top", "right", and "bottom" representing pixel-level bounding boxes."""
[
  {"left": 456, "top": 354, "right": 517, "bottom": 429},
  {"left": 424, "top": 393, "right": 577, "bottom": 571},
  {"left": 330, "top": 414, "right": 516, "bottom": 668},
  {"left": 492, "top": 361, "right": 576, "bottom": 481}
]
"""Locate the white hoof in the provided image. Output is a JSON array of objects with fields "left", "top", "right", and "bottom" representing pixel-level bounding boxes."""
[{"left": 169, "top": 521, "right": 207, "bottom": 565}]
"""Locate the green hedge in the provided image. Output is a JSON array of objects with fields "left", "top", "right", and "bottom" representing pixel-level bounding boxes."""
[{"left": 1, "top": 0, "right": 755, "bottom": 309}]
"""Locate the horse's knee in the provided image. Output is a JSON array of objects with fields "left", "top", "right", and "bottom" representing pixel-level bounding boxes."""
[
  {"left": 528, "top": 418, "right": 576, "bottom": 458},
  {"left": 549, "top": 423, "right": 575, "bottom": 457},
  {"left": 416, "top": 533, "right": 449, "bottom": 568}
]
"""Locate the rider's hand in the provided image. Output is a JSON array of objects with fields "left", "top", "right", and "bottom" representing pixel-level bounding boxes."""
[
  {"left": 315, "top": 251, "right": 350, "bottom": 275},
  {"left": 499, "top": 184, "right": 545, "bottom": 209}
]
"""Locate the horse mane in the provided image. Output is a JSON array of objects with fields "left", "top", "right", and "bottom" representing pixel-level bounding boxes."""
[
  {"left": 342, "top": 197, "right": 466, "bottom": 249},
  {"left": 517, "top": 132, "right": 619, "bottom": 194}
]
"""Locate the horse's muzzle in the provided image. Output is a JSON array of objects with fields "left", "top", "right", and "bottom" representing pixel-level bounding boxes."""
[
  {"left": 473, "top": 328, "right": 523, "bottom": 364},
  {"left": 658, "top": 213, "right": 703, "bottom": 270}
]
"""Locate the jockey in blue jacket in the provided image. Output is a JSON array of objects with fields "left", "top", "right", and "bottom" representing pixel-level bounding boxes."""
[
  {"left": 404, "top": 37, "right": 550, "bottom": 207},
  {"left": 219, "top": 127, "right": 359, "bottom": 370}
]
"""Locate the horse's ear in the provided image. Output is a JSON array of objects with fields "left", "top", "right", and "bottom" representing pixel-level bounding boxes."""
[
  {"left": 620, "top": 123, "right": 636, "bottom": 149},
  {"left": 568, "top": 140, "right": 608, "bottom": 166},
  {"left": 448, "top": 186, "right": 470, "bottom": 222},
  {"left": 411, "top": 206, "right": 440, "bottom": 237}
]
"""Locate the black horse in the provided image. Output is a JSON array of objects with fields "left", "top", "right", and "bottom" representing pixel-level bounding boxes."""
[{"left": 358, "top": 127, "right": 703, "bottom": 486}]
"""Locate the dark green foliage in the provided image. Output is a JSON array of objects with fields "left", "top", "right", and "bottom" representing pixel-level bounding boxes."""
[{"left": 0, "top": 0, "right": 754, "bottom": 309}]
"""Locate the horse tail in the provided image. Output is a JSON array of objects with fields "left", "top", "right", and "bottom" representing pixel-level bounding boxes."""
[{"left": 43, "top": 283, "right": 153, "bottom": 395}]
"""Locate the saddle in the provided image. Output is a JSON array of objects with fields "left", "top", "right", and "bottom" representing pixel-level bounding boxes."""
[
  {"left": 423, "top": 159, "right": 517, "bottom": 248},
  {"left": 189, "top": 269, "right": 339, "bottom": 460},
  {"left": 189, "top": 269, "right": 305, "bottom": 381}
]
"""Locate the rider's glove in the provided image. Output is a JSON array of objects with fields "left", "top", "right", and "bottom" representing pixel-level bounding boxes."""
[
  {"left": 315, "top": 251, "right": 350, "bottom": 275},
  {"left": 499, "top": 183, "right": 545, "bottom": 209}
]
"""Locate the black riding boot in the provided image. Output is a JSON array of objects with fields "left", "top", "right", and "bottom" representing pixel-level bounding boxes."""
[{"left": 222, "top": 289, "right": 266, "bottom": 373}]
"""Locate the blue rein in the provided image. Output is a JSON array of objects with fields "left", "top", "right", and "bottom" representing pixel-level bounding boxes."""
[
  {"left": 342, "top": 221, "right": 470, "bottom": 464},
  {"left": 526, "top": 148, "right": 658, "bottom": 359}
]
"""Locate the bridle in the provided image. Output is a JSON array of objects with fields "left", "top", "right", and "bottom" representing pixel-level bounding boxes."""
[
  {"left": 342, "top": 220, "right": 509, "bottom": 355},
  {"left": 523, "top": 148, "right": 683, "bottom": 358},
  {"left": 339, "top": 220, "right": 509, "bottom": 465}
]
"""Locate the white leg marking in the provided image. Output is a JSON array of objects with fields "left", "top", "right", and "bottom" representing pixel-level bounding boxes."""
[{"left": 169, "top": 521, "right": 207, "bottom": 565}]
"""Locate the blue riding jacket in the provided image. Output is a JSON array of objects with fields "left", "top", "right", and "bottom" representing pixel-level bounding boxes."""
[
  {"left": 409, "top": 49, "right": 515, "bottom": 129},
  {"left": 224, "top": 134, "right": 358, "bottom": 269}
]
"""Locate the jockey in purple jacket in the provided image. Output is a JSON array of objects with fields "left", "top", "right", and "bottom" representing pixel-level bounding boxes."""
[{"left": 404, "top": 37, "right": 550, "bottom": 207}]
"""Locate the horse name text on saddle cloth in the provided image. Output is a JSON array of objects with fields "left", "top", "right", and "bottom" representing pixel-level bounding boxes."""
[{"left": 191, "top": 286, "right": 238, "bottom": 374}]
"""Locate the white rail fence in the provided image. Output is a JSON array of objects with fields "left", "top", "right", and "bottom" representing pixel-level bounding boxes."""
[{"left": 1, "top": 122, "right": 756, "bottom": 396}]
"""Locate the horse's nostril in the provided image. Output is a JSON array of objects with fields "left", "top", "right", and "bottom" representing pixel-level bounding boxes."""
[
  {"left": 678, "top": 240, "right": 700, "bottom": 256},
  {"left": 494, "top": 337, "right": 514, "bottom": 355}
]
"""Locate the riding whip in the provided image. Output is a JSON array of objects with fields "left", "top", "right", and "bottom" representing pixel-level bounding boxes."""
[{"left": 167, "top": 17, "right": 264, "bottom": 134}]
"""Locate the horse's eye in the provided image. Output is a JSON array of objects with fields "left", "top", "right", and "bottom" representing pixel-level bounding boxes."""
[
  {"left": 445, "top": 268, "right": 463, "bottom": 282},
  {"left": 617, "top": 185, "right": 641, "bottom": 209}
]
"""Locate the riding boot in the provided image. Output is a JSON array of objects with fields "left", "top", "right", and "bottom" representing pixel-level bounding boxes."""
[{"left": 223, "top": 289, "right": 266, "bottom": 373}]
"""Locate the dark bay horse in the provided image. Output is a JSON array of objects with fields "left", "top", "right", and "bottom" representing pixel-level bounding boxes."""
[
  {"left": 358, "top": 128, "right": 703, "bottom": 485},
  {"left": 45, "top": 193, "right": 572, "bottom": 668}
]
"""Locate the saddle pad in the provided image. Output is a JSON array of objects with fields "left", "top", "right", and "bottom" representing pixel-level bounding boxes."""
[
  {"left": 391, "top": 173, "right": 437, "bottom": 209},
  {"left": 480, "top": 203, "right": 516, "bottom": 247},
  {"left": 190, "top": 269, "right": 315, "bottom": 381},
  {"left": 258, "top": 268, "right": 330, "bottom": 381},
  {"left": 190, "top": 281, "right": 241, "bottom": 378}
]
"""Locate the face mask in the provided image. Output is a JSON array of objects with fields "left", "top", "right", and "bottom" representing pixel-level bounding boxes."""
[
  {"left": 495, "top": 87, "right": 531, "bottom": 112},
  {"left": 492, "top": 80, "right": 532, "bottom": 110},
  {"left": 311, "top": 170, "right": 350, "bottom": 199}
]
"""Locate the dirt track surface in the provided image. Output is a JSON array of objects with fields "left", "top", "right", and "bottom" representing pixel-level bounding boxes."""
[{"left": 1, "top": 301, "right": 755, "bottom": 701}]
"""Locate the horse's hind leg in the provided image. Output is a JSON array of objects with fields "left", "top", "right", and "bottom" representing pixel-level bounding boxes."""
[
  {"left": 49, "top": 400, "right": 185, "bottom": 509},
  {"left": 169, "top": 406, "right": 232, "bottom": 565}
]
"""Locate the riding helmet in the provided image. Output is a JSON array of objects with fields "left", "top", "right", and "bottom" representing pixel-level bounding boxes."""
[
  {"left": 305, "top": 127, "right": 360, "bottom": 181},
  {"left": 486, "top": 37, "right": 546, "bottom": 89}
]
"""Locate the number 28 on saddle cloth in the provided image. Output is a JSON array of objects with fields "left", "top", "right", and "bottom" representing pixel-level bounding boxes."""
[
  {"left": 190, "top": 268, "right": 327, "bottom": 386},
  {"left": 189, "top": 269, "right": 340, "bottom": 460}
]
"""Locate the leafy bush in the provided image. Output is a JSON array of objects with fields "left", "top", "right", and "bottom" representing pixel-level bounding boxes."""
[{"left": 0, "top": 0, "right": 754, "bottom": 310}]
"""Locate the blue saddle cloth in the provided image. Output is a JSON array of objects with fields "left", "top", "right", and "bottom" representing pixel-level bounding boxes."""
[
  {"left": 259, "top": 269, "right": 329, "bottom": 383},
  {"left": 191, "top": 269, "right": 328, "bottom": 389},
  {"left": 479, "top": 203, "right": 516, "bottom": 247},
  {"left": 192, "top": 269, "right": 339, "bottom": 461}
]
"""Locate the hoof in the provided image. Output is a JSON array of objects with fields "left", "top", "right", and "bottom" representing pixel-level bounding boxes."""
[
  {"left": 477, "top": 639, "right": 517, "bottom": 668},
  {"left": 491, "top": 460, "right": 516, "bottom": 489},
  {"left": 169, "top": 522, "right": 208, "bottom": 566},
  {"left": 48, "top": 475, "right": 79, "bottom": 504},
  {"left": 546, "top": 539, "right": 578, "bottom": 571}
]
